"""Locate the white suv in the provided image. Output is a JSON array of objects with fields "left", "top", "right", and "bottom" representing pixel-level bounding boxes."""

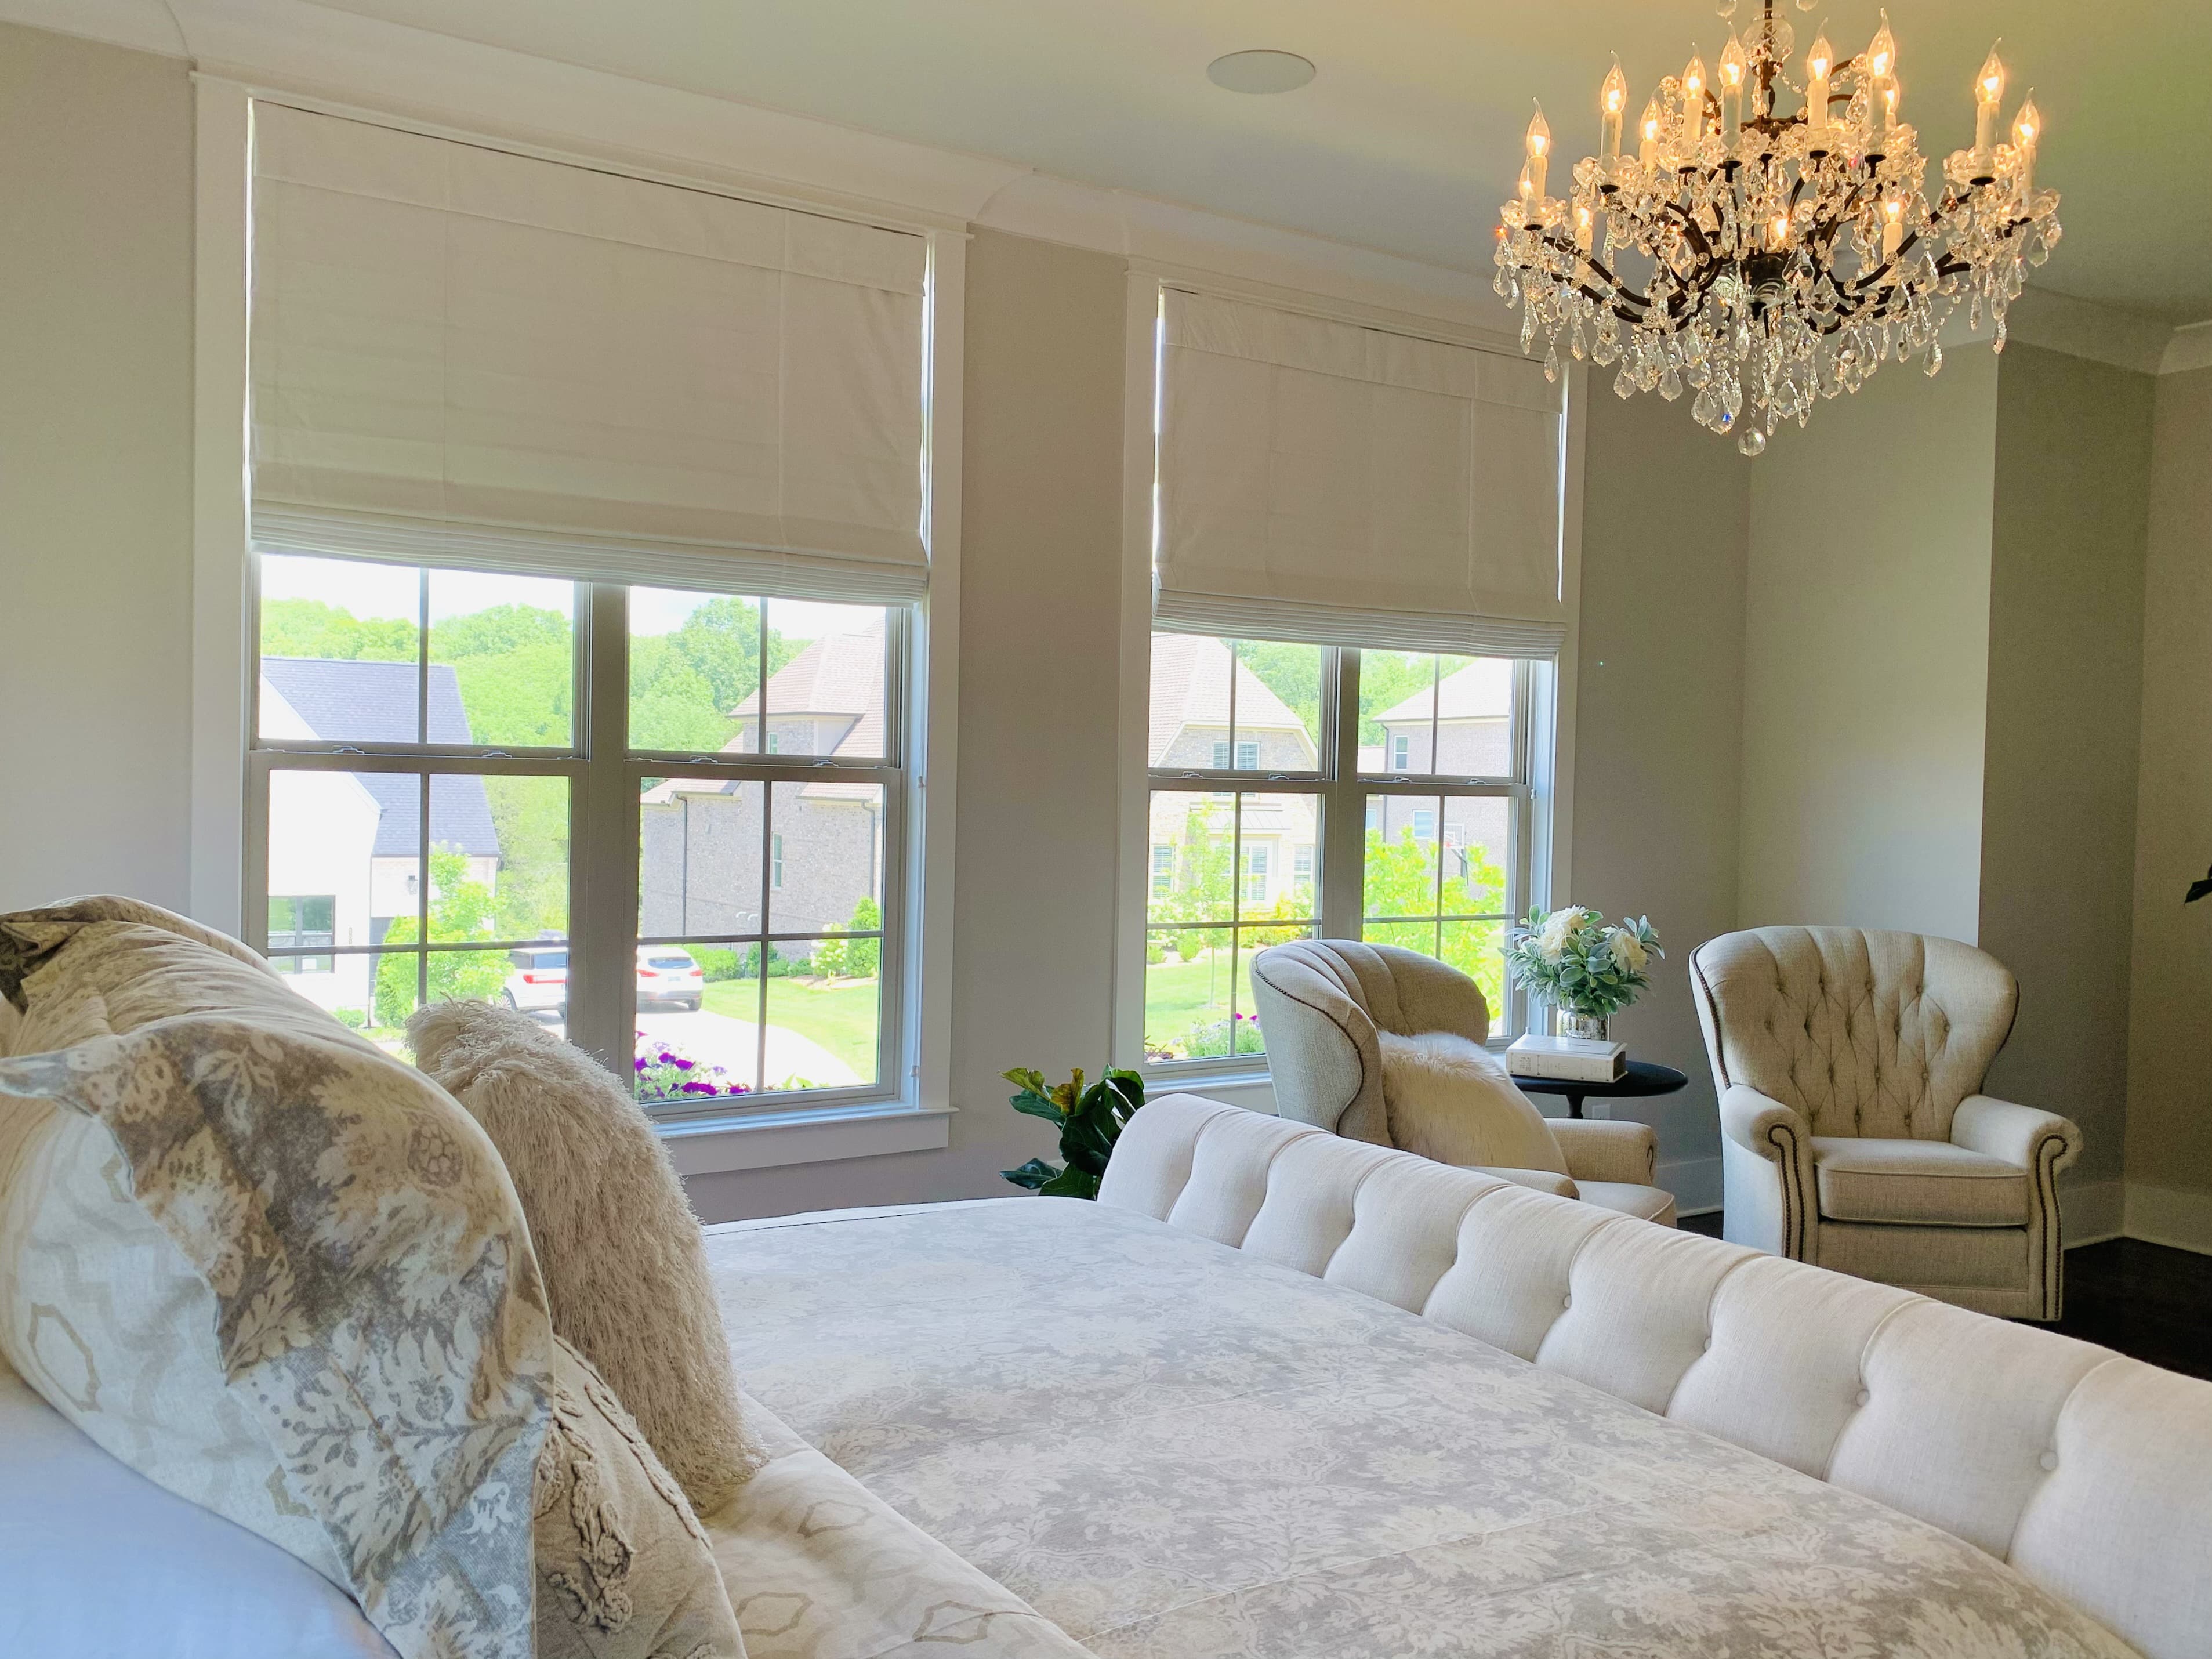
[
  {"left": 502, "top": 946, "right": 568, "bottom": 1015},
  {"left": 636, "top": 947, "right": 705, "bottom": 1012}
]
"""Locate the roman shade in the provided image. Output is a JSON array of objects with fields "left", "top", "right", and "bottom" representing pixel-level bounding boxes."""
[
  {"left": 250, "top": 103, "right": 930, "bottom": 600},
  {"left": 1155, "top": 289, "right": 1566, "bottom": 656}
]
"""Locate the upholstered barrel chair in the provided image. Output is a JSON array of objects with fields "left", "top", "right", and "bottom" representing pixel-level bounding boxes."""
[
  {"left": 1248, "top": 939, "right": 1675, "bottom": 1225},
  {"left": 1690, "top": 926, "right": 2081, "bottom": 1320}
]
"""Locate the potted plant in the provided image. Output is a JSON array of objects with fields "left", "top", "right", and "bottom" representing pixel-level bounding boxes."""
[
  {"left": 999, "top": 1066, "right": 1144, "bottom": 1200},
  {"left": 1503, "top": 906, "right": 1662, "bottom": 1041}
]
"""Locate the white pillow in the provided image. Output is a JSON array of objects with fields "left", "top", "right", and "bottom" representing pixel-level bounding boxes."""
[
  {"left": 0, "top": 1354, "right": 395, "bottom": 1659},
  {"left": 0, "top": 907, "right": 746, "bottom": 1659},
  {"left": 1377, "top": 1030, "right": 1571, "bottom": 1175}
]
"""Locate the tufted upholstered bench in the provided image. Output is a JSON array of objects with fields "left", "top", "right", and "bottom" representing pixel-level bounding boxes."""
[
  {"left": 1097, "top": 1091, "right": 2212, "bottom": 1659},
  {"left": 1691, "top": 926, "right": 2079, "bottom": 1318}
]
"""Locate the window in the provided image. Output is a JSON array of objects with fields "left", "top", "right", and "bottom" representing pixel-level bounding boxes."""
[
  {"left": 249, "top": 556, "right": 906, "bottom": 1109},
  {"left": 267, "top": 895, "right": 335, "bottom": 974},
  {"left": 1241, "top": 845, "right": 1270, "bottom": 905},
  {"left": 1209, "top": 740, "right": 1261, "bottom": 771},
  {"left": 1143, "top": 631, "right": 1535, "bottom": 1071}
]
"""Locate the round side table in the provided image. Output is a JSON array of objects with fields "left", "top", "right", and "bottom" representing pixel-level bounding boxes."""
[{"left": 1513, "top": 1059, "right": 1688, "bottom": 1120}]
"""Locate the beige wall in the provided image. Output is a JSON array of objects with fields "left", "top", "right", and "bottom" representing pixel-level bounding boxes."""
[
  {"left": 0, "top": 25, "right": 195, "bottom": 911},
  {"left": 1978, "top": 345, "right": 2153, "bottom": 1196},
  {"left": 1738, "top": 346, "right": 1999, "bottom": 944},
  {"left": 687, "top": 231, "right": 1129, "bottom": 1222},
  {"left": 2123, "top": 364, "right": 2212, "bottom": 1234},
  {"left": 1571, "top": 390, "right": 1748, "bottom": 1205}
]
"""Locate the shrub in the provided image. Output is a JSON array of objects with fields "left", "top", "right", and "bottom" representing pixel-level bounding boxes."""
[{"left": 692, "top": 946, "right": 742, "bottom": 982}]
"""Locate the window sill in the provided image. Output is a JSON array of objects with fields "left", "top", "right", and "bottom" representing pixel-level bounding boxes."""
[
  {"left": 655, "top": 1102, "right": 954, "bottom": 1177},
  {"left": 1142, "top": 1071, "right": 1279, "bottom": 1113}
]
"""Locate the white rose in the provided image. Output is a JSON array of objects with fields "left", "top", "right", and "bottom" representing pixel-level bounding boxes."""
[
  {"left": 1608, "top": 927, "right": 1648, "bottom": 974},
  {"left": 1537, "top": 907, "right": 1589, "bottom": 957}
]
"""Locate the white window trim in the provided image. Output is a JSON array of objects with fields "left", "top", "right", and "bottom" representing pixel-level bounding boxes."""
[
  {"left": 1111, "top": 270, "right": 1584, "bottom": 1085},
  {"left": 190, "top": 79, "right": 966, "bottom": 1172}
]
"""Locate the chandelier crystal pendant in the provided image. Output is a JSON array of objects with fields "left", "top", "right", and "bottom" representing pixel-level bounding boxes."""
[{"left": 1493, "top": 0, "right": 2059, "bottom": 454}]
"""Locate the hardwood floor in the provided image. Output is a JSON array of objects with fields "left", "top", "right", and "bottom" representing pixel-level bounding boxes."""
[
  {"left": 2053, "top": 1240, "right": 2212, "bottom": 1380},
  {"left": 1676, "top": 1213, "right": 2212, "bottom": 1381}
]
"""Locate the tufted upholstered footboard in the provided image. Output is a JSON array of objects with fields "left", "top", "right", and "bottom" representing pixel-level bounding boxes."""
[{"left": 1097, "top": 1093, "right": 2212, "bottom": 1659}]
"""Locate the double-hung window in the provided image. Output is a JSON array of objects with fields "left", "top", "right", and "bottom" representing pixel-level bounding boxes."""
[
  {"left": 1142, "top": 635, "right": 1539, "bottom": 1067},
  {"left": 249, "top": 560, "right": 906, "bottom": 1106},
  {"left": 1137, "top": 282, "right": 1569, "bottom": 1077},
  {"left": 240, "top": 102, "right": 938, "bottom": 1117}
]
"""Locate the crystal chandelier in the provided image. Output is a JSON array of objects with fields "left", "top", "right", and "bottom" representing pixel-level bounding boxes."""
[{"left": 1493, "top": 0, "right": 2061, "bottom": 454}]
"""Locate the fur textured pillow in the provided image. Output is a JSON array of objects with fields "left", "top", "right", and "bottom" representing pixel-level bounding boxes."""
[
  {"left": 409, "top": 1001, "right": 763, "bottom": 1516},
  {"left": 1377, "top": 1030, "right": 1572, "bottom": 1176}
]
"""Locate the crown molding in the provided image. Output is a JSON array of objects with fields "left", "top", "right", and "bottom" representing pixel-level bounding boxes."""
[
  {"left": 2005, "top": 286, "right": 2212, "bottom": 378},
  {"left": 0, "top": 0, "right": 182, "bottom": 56},
  {"left": 2160, "top": 320, "right": 2212, "bottom": 378}
]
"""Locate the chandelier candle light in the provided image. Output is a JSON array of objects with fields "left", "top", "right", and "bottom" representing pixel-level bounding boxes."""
[{"left": 1494, "top": 1, "right": 2059, "bottom": 454}]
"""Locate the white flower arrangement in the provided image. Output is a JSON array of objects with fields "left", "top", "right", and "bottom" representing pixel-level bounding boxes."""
[{"left": 1503, "top": 907, "right": 1663, "bottom": 1020}]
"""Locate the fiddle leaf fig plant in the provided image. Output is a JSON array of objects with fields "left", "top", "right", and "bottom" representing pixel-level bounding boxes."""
[{"left": 999, "top": 1066, "right": 1145, "bottom": 1200}]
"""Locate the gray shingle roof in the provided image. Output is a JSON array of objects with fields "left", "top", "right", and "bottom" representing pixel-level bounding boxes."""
[{"left": 260, "top": 658, "right": 502, "bottom": 859}]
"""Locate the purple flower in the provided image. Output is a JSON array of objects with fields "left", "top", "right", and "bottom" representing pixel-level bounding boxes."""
[
  {"left": 633, "top": 1057, "right": 649, "bottom": 1071},
  {"left": 673, "top": 1057, "right": 695, "bottom": 1071}
]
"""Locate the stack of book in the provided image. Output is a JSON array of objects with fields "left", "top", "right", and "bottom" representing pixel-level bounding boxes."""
[{"left": 1506, "top": 1033, "right": 1626, "bottom": 1082}]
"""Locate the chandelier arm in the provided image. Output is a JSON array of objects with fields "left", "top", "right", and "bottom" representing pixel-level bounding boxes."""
[{"left": 1535, "top": 234, "right": 1653, "bottom": 309}]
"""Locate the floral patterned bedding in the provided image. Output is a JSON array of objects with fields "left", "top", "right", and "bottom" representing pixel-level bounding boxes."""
[{"left": 705, "top": 1197, "right": 2133, "bottom": 1659}]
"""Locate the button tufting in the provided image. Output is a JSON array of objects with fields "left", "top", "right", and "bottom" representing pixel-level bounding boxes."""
[
  {"left": 1562, "top": 1294, "right": 1573, "bottom": 1310},
  {"left": 2039, "top": 1451, "right": 2058, "bottom": 1472},
  {"left": 1854, "top": 1389, "right": 1870, "bottom": 1407}
]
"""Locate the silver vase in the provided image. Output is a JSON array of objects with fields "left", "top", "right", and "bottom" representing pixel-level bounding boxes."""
[{"left": 1557, "top": 1010, "right": 1610, "bottom": 1042}]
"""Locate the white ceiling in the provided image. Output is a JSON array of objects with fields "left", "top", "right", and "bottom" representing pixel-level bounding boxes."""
[{"left": 106, "top": 0, "right": 2212, "bottom": 324}]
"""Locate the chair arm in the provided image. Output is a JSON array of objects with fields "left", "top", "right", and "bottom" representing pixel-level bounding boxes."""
[
  {"left": 1951, "top": 1095, "right": 2082, "bottom": 1174},
  {"left": 1463, "top": 1165, "right": 1579, "bottom": 1200},
  {"left": 1719, "top": 1084, "right": 1811, "bottom": 1163},
  {"left": 1549, "top": 1118, "right": 1656, "bottom": 1186}
]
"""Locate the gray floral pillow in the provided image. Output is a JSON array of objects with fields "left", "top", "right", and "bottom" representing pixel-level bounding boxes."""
[{"left": 0, "top": 905, "right": 745, "bottom": 1659}]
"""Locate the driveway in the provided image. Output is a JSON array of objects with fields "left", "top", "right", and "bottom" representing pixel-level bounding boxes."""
[{"left": 634, "top": 1008, "right": 860, "bottom": 1090}]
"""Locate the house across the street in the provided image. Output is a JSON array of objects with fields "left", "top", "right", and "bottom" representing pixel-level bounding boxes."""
[{"left": 259, "top": 657, "right": 502, "bottom": 1015}]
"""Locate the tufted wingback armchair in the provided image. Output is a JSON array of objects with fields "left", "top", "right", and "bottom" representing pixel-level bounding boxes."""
[
  {"left": 1690, "top": 926, "right": 2082, "bottom": 1319},
  {"left": 1249, "top": 940, "right": 1674, "bottom": 1225}
]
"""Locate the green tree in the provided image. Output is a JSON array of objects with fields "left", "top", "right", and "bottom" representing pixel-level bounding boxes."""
[
  {"left": 1231, "top": 640, "right": 1322, "bottom": 745},
  {"left": 374, "top": 847, "right": 510, "bottom": 1027},
  {"left": 1361, "top": 826, "right": 1509, "bottom": 1012},
  {"left": 1355, "top": 652, "right": 1439, "bottom": 744},
  {"left": 432, "top": 603, "right": 575, "bottom": 749},
  {"left": 628, "top": 598, "right": 804, "bottom": 752},
  {"left": 482, "top": 776, "right": 569, "bottom": 941},
  {"left": 846, "top": 896, "right": 882, "bottom": 978},
  {"left": 261, "top": 598, "right": 416, "bottom": 662}
]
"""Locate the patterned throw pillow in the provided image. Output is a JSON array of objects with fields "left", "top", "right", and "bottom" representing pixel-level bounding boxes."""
[
  {"left": 0, "top": 902, "right": 746, "bottom": 1659},
  {"left": 409, "top": 1000, "right": 764, "bottom": 1516}
]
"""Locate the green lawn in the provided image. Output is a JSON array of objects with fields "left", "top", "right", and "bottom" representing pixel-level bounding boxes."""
[
  {"left": 1143, "top": 948, "right": 1264, "bottom": 1059},
  {"left": 702, "top": 976, "right": 881, "bottom": 1077}
]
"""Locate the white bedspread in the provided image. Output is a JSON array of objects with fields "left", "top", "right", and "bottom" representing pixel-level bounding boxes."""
[{"left": 706, "top": 1197, "right": 2133, "bottom": 1659}]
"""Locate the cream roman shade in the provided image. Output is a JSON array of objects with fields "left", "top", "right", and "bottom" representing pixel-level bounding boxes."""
[
  {"left": 250, "top": 104, "right": 929, "bottom": 599},
  {"left": 1156, "top": 289, "right": 1566, "bottom": 655}
]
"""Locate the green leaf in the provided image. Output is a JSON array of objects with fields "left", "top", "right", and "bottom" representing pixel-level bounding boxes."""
[
  {"left": 1009, "top": 1089, "right": 1068, "bottom": 1124},
  {"left": 1038, "top": 1164, "right": 1100, "bottom": 1200},
  {"left": 1000, "top": 1157, "right": 1061, "bottom": 1191}
]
